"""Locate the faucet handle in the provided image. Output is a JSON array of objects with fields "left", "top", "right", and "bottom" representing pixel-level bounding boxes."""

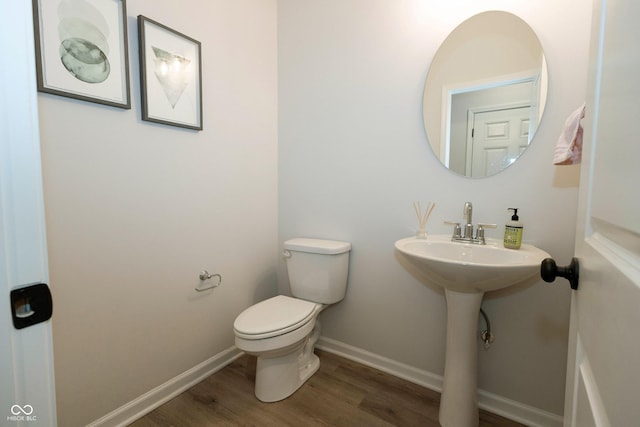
[
  {"left": 444, "top": 221, "right": 462, "bottom": 238},
  {"left": 475, "top": 223, "right": 497, "bottom": 241},
  {"left": 477, "top": 223, "right": 497, "bottom": 229}
]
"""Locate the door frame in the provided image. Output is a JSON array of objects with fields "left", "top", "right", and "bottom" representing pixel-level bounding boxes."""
[
  {"left": 0, "top": 2, "right": 57, "bottom": 425},
  {"left": 440, "top": 70, "right": 540, "bottom": 167}
]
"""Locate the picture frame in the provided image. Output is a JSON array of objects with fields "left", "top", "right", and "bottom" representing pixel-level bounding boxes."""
[
  {"left": 138, "top": 16, "right": 203, "bottom": 131},
  {"left": 32, "top": 0, "right": 131, "bottom": 109}
]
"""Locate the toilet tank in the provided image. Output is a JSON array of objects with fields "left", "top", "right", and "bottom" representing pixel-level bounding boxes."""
[{"left": 283, "top": 238, "right": 351, "bottom": 304}]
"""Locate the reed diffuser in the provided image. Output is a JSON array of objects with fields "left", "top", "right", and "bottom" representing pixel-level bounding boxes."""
[{"left": 413, "top": 201, "right": 435, "bottom": 239}]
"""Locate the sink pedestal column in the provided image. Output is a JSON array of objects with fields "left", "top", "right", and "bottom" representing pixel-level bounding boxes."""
[{"left": 439, "top": 289, "right": 484, "bottom": 427}]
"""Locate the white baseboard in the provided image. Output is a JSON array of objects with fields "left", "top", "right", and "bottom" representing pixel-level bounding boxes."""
[
  {"left": 87, "top": 346, "right": 243, "bottom": 427},
  {"left": 317, "top": 336, "right": 445, "bottom": 392},
  {"left": 317, "top": 336, "right": 563, "bottom": 427}
]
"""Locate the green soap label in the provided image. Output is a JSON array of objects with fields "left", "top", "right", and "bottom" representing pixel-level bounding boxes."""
[{"left": 504, "top": 226, "right": 523, "bottom": 246}]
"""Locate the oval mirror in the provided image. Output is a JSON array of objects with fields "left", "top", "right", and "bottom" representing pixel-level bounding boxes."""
[{"left": 423, "top": 11, "right": 548, "bottom": 178}]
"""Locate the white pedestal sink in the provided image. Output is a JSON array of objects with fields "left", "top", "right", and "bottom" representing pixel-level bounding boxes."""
[{"left": 395, "top": 235, "right": 550, "bottom": 427}]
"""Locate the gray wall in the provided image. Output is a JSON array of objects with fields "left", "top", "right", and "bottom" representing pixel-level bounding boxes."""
[
  {"left": 39, "top": 1, "right": 278, "bottom": 425},
  {"left": 278, "top": 0, "right": 591, "bottom": 416}
]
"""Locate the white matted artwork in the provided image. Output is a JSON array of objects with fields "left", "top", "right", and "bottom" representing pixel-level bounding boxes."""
[
  {"left": 33, "top": 0, "right": 131, "bottom": 108},
  {"left": 138, "top": 16, "right": 202, "bottom": 130}
]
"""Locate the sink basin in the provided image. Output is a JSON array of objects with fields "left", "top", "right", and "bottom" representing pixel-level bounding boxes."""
[
  {"left": 395, "top": 234, "right": 551, "bottom": 426},
  {"left": 395, "top": 235, "right": 550, "bottom": 293}
]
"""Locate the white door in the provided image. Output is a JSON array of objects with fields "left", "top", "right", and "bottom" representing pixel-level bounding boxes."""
[
  {"left": 469, "top": 106, "right": 530, "bottom": 177},
  {"left": 564, "top": 0, "right": 640, "bottom": 425},
  {"left": 0, "top": 2, "right": 57, "bottom": 425}
]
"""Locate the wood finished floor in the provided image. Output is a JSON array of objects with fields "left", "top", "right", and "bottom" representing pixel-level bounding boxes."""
[{"left": 130, "top": 350, "right": 525, "bottom": 427}]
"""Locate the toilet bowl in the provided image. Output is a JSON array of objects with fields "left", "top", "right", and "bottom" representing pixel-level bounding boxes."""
[
  {"left": 233, "top": 238, "right": 351, "bottom": 402},
  {"left": 234, "top": 295, "right": 324, "bottom": 402}
]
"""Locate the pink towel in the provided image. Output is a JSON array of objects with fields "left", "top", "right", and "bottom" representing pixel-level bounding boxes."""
[{"left": 554, "top": 102, "right": 586, "bottom": 165}]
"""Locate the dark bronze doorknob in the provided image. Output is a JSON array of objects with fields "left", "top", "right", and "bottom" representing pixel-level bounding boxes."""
[{"left": 541, "top": 257, "right": 579, "bottom": 290}]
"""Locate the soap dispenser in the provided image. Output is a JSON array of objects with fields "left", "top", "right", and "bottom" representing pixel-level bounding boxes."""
[{"left": 504, "top": 208, "right": 523, "bottom": 249}]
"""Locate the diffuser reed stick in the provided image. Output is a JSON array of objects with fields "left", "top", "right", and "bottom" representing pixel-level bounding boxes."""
[{"left": 413, "top": 201, "right": 435, "bottom": 239}]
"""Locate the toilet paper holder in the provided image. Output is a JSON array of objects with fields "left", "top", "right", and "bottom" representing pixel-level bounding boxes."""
[{"left": 195, "top": 270, "right": 222, "bottom": 292}]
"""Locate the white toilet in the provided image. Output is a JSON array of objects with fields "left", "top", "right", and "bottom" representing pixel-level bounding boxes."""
[{"left": 233, "top": 237, "right": 351, "bottom": 402}]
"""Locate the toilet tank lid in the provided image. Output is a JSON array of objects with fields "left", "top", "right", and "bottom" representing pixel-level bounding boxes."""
[{"left": 284, "top": 238, "right": 351, "bottom": 254}]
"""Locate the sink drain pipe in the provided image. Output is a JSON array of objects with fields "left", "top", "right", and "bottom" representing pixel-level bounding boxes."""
[{"left": 479, "top": 308, "right": 494, "bottom": 350}]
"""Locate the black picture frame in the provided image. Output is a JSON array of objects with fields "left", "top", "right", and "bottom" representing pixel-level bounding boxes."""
[
  {"left": 138, "top": 15, "right": 203, "bottom": 131},
  {"left": 32, "top": 0, "right": 131, "bottom": 109}
]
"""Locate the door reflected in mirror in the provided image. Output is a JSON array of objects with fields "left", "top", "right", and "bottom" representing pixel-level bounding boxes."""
[{"left": 423, "top": 11, "right": 547, "bottom": 178}]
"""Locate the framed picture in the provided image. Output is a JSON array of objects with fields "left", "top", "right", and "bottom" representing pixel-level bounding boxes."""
[
  {"left": 138, "top": 16, "right": 202, "bottom": 131},
  {"left": 32, "top": 0, "right": 131, "bottom": 109}
]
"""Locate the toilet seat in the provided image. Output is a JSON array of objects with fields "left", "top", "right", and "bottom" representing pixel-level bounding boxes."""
[{"left": 234, "top": 295, "right": 320, "bottom": 340}]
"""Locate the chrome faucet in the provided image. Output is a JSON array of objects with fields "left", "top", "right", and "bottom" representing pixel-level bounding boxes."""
[
  {"left": 445, "top": 202, "right": 496, "bottom": 245},
  {"left": 462, "top": 201, "right": 473, "bottom": 239}
]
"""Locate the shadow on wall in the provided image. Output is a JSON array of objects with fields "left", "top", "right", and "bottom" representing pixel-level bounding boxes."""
[
  {"left": 553, "top": 165, "right": 581, "bottom": 188},
  {"left": 253, "top": 269, "right": 279, "bottom": 303}
]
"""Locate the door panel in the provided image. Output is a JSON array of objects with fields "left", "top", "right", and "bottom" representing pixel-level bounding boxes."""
[
  {"left": 470, "top": 106, "right": 530, "bottom": 176},
  {"left": 566, "top": 0, "right": 640, "bottom": 425},
  {"left": 589, "top": 0, "right": 640, "bottom": 237}
]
